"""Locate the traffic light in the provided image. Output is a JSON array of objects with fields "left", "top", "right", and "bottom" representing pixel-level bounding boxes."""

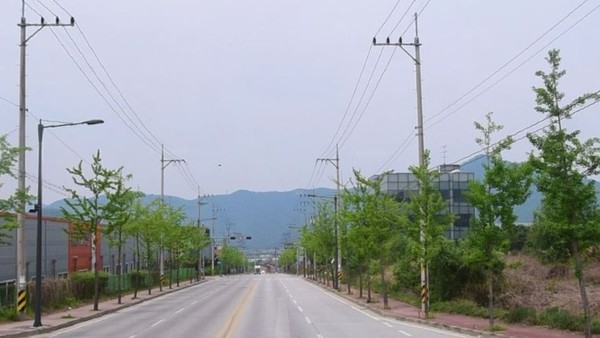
[
  {"left": 246, "top": 236, "right": 252, "bottom": 240},
  {"left": 230, "top": 236, "right": 236, "bottom": 240}
]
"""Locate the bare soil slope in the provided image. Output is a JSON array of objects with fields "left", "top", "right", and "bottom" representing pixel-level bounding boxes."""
[{"left": 502, "top": 253, "right": 600, "bottom": 316}]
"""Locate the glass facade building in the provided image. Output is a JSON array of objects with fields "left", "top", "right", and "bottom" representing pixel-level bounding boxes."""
[{"left": 374, "top": 164, "right": 475, "bottom": 239}]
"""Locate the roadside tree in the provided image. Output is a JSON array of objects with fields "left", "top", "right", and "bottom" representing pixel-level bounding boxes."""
[{"left": 527, "top": 49, "right": 600, "bottom": 338}]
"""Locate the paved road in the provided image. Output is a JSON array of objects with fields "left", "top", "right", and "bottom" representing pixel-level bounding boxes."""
[{"left": 40, "top": 274, "right": 473, "bottom": 338}]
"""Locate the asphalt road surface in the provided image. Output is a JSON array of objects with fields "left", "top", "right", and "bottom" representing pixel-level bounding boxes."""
[{"left": 41, "top": 274, "right": 472, "bottom": 338}]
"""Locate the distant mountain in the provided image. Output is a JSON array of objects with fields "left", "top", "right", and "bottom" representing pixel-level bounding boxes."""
[
  {"left": 43, "top": 155, "right": 600, "bottom": 250},
  {"left": 45, "top": 188, "right": 335, "bottom": 250}
]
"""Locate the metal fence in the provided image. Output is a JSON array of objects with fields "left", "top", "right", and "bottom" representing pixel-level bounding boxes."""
[{"left": 0, "top": 280, "right": 16, "bottom": 309}]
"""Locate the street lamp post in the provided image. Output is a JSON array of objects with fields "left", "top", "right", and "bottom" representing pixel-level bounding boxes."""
[{"left": 33, "top": 118, "right": 103, "bottom": 327}]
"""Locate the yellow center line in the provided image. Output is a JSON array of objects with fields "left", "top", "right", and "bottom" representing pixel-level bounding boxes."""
[{"left": 215, "top": 281, "right": 257, "bottom": 338}]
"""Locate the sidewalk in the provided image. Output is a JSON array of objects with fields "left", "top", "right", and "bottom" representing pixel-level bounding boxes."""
[
  {"left": 0, "top": 279, "right": 206, "bottom": 338},
  {"left": 311, "top": 279, "right": 586, "bottom": 338}
]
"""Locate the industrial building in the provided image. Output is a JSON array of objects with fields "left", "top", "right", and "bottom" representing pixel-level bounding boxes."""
[{"left": 373, "top": 164, "right": 475, "bottom": 239}]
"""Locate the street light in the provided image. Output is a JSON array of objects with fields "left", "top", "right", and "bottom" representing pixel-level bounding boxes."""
[{"left": 32, "top": 118, "right": 103, "bottom": 327}]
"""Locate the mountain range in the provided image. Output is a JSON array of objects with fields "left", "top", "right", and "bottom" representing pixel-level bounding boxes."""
[{"left": 44, "top": 155, "right": 599, "bottom": 250}]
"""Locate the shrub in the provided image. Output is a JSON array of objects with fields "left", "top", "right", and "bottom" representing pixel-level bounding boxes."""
[
  {"left": 70, "top": 272, "right": 109, "bottom": 299},
  {"left": 430, "top": 299, "right": 489, "bottom": 318},
  {"left": 503, "top": 306, "right": 538, "bottom": 324},
  {"left": 538, "top": 307, "right": 583, "bottom": 332},
  {"left": 129, "top": 270, "right": 151, "bottom": 289},
  {"left": 0, "top": 307, "right": 19, "bottom": 322}
]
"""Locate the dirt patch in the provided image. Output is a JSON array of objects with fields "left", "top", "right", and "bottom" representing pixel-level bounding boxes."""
[{"left": 502, "top": 253, "right": 600, "bottom": 316}]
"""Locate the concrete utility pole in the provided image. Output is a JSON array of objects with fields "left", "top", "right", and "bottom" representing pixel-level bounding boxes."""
[
  {"left": 159, "top": 144, "right": 184, "bottom": 290},
  {"left": 316, "top": 144, "right": 341, "bottom": 290},
  {"left": 374, "top": 12, "right": 428, "bottom": 316},
  {"left": 16, "top": 1, "right": 74, "bottom": 318}
]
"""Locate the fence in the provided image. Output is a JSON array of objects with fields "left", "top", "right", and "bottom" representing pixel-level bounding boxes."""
[
  {"left": 0, "top": 280, "right": 16, "bottom": 309},
  {"left": 105, "top": 268, "right": 196, "bottom": 294}
]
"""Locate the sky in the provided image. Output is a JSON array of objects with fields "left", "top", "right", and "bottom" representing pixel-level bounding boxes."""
[{"left": 0, "top": 0, "right": 599, "bottom": 204}]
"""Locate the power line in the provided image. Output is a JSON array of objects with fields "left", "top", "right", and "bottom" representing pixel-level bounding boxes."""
[
  {"left": 34, "top": 0, "right": 59, "bottom": 17},
  {"left": 329, "top": 47, "right": 386, "bottom": 156},
  {"left": 451, "top": 94, "right": 600, "bottom": 166},
  {"left": 388, "top": 0, "right": 418, "bottom": 37},
  {"left": 375, "top": 132, "right": 414, "bottom": 173},
  {"left": 0, "top": 95, "right": 19, "bottom": 107},
  {"left": 427, "top": 1, "right": 600, "bottom": 129},
  {"left": 58, "top": 26, "right": 162, "bottom": 152},
  {"left": 338, "top": 47, "right": 398, "bottom": 151},
  {"left": 374, "top": 0, "right": 404, "bottom": 37},
  {"left": 48, "top": 27, "right": 162, "bottom": 153},
  {"left": 72, "top": 22, "right": 165, "bottom": 153},
  {"left": 425, "top": 0, "right": 591, "bottom": 126},
  {"left": 319, "top": 45, "right": 374, "bottom": 159},
  {"left": 400, "top": 0, "right": 431, "bottom": 36}
]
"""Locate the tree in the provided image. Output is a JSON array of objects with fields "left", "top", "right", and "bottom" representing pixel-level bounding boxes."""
[
  {"left": 527, "top": 49, "right": 600, "bottom": 338},
  {"left": 341, "top": 169, "right": 407, "bottom": 308},
  {"left": 104, "top": 175, "right": 142, "bottom": 304},
  {"left": 301, "top": 201, "right": 336, "bottom": 286},
  {"left": 278, "top": 247, "right": 297, "bottom": 273},
  {"left": 407, "top": 151, "right": 454, "bottom": 318},
  {"left": 61, "top": 151, "right": 122, "bottom": 311},
  {"left": 127, "top": 200, "right": 160, "bottom": 296},
  {"left": 0, "top": 135, "right": 31, "bottom": 245},
  {"left": 463, "top": 112, "right": 532, "bottom": 329}
]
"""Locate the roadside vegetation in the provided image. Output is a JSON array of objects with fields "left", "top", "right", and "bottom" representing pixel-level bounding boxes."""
[{"left": 298, "top": 49, "right": 600, "bottom": 337}]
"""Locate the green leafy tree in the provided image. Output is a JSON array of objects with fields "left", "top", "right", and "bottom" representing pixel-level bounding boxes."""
[
  {"left": 220, "top": 245, "right": 246, "bottom": 274},
  {"left": 278, "top": 247, "right": 297, "bottom": 273},
  {"left": 463, "top": 112, "right": 532, "bottom": 329},
  {"left": 407, "top": 151, "right": 454, "bottom": 318},
  {"left": 104, "top": 175, "right": 142, "bottom": 304},
  {"left": 527, "top": 49, "right": 600, "bottom": 338},
  {"left": 127, "top": 200, "right": 160, "bottom": 296},
  {"left": 301, "top": 201, "right": 336, "bottom": 286},
  {"left": 342, "top": 169, "right": 407, "bottom": 308},
  {"left": 0, "top": 135, "right": 31, "bottom": 245},
  {"left": 61, "top": 151, "right": 122, "bottom": 311}
]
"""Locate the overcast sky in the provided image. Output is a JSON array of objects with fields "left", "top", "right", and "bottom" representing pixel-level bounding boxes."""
[{"left": 1, "top": 0, "right": 599, "bottom": 204}]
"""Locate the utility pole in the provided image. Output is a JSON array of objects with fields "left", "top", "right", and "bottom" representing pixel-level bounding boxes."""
[
  {"left": 160, "top": 144, "right": 184, "bottom": 291},
  {"left": 16, "top": 2, "right": 74, "bottom": 319},
  {"left": 316, "top": 144, "right": 340, "bottom": 290},
  {"left": 197, "top": 191, "right": 207, "bottom": 282},
  {"left": 373, "top": 13, "right": 428, "bottom": 316}
]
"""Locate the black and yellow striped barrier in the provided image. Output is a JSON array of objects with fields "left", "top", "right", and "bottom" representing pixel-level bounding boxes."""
[
  {"left": 17, "top": 289, "right": 26, "bottom": 313},
  {"left": 421, "top": 284, "right": 429, "bottom": 305},
  {"left": 337, "top": 270, "right": 343, "bottom": 283},
  {"left": 160, "top": 274, "right": 165, "bottom": 286}
]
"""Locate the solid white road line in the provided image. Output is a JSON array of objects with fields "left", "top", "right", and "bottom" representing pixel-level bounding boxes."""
[{"left": 398, "top": 330, "right": 412, "bottom": 336}]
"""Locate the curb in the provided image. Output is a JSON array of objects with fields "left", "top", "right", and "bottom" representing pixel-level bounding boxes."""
[
  {"left": 1, "top": 279, "right": 209, "bottom": 338},
  {"left": 305, "top": 278, "right": 515, "bottom": 338}
]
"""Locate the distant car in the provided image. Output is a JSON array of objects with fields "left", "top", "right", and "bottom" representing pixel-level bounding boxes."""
[
  {"left": 260, "top": 270, "right": 266, "bottom": 275},
  {"left": 254, "top": 268, "right": 261, "bottom": 274}
]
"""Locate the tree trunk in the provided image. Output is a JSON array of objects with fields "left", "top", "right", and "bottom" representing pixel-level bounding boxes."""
[
  {"left": 117, "top": 231, "right": 122, "bottom": 304},
  {"left": 346, "top": 265, "right": 351, "bottom": 294},
  {"left": 487, "top": 246, "right": 494, "bottom": 329},
  {"left": 359, "top": 273, "right": 363, "bottom": 299},
  {"left": 573, "top": 241, "right": 592, "bottom": 338},
  {"left": 92, "top": 233, "right": 99, "bottom": 311},
  {"left": 367, "top": 276, "right": 372, "bottom": 303},
  {"left": 169, "top": 250, "right": 173, "bottom": 289},
  {"left": 134, "top": 234, "right": 141, "bottom": 299},
  {"left": 147, "top": 248, "right": 153, "bottom": 295},
  {"left": 380, "top": 258, "right": 388, "bottom": 309}
]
